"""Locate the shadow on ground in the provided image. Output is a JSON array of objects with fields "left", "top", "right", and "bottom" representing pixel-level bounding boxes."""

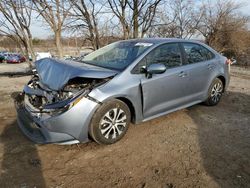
[
  {"left": 0, "top": 121, "right": 46, "bottom": 187},
  {"left": 187, "top": 91, "right": 250, "bottom": 187},
  {"left": 0, "top": 90, "right": 46, "bottom": 187}
]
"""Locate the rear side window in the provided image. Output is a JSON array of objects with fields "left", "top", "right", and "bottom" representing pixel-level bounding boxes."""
[{"left": 182, "top": 43, "right": 215, "bottom": 64}]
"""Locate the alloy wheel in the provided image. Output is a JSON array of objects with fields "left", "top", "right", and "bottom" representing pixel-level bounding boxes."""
[
  {"left": 211, "top": 82, "right": 223, "bottom": 103},
  {"left": 99, "top": 108, "right": 127, "bottom": 140}
]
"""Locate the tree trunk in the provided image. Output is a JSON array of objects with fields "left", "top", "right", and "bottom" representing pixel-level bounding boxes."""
[
  {"left": 55, "top": 31, "right": 63, "bottom": 58},
  {"left": 94, "top": 34, "right": 100, "bottom": 50},
  {"left": 133, "top": 0, "right": 139, "bottom": 38},
  {"left": 121, "top": 18, "right": 129, "bottom": 39},
  {"left": 26, "top": 31, "right": 35, "bottom": 65},
  {"left": 22, "top": 40, "right": 30, "bottom": 64},
  {"left": 141, "top": 29, "right": 146, "bottom": 38},
  {"left": 88, "top": 25, "right": 97, "bottom": 50},
  {"left": 121, "top": 6, "right": 129, "bottom": 39},
  {"left": 93, "top": 22, "right": 100, "bottom": 49}
]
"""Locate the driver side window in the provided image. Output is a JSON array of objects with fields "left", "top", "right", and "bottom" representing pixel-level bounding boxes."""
[{"left": 132, "top": 43, "right": 182, "bottom": 74}]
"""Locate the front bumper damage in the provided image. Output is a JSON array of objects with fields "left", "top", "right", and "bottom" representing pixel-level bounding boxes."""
[
  {"left": 15, "top": 93, "right": 100, "bottom": 144},
  {"left": 14, "top": 58, "right": 115, "bottom": 144}
]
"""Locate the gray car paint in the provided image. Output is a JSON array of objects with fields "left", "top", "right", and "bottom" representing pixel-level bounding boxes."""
[
  {"left": 88, "top": 38, "right": 229, "bottom": 123},
  {"left": 16, "top": 95, "right": 99, "bottom": 143},
  {"left": 16, "top": 38, "right": 230, "bottom": 144},
  {"left": 35, "top": 58, "right": 119, "bottom": 90}
]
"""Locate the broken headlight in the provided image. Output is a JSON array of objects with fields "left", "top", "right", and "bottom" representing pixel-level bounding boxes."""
[{"left": 41, "top": 91, "right": 87, "bottom": 115}]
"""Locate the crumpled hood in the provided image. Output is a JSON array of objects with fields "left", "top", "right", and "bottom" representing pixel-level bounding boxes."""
[{"left": 35, "top": 58, "right": 118, "bottom": 91}]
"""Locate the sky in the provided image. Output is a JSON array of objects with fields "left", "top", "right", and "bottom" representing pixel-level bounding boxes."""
[
  {"left": 237, "top": 0, "right": 250, "bottom": 16},
  {"left": 2, "top": 0, "right": 250, "bottom": 39}
]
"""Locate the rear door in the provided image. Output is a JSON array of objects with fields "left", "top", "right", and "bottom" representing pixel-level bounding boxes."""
[{"left": 180, "top": 42, "right": 217, "bottom": 101}]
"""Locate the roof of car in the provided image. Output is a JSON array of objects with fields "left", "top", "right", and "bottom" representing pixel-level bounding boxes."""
[{"left": 123, "top": 38, "right": 202, "bottom": 44}]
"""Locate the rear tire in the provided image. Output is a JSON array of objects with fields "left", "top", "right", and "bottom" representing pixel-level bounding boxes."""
[
  {"left": 205, "top": 78, "right": 223, "bottom": 106},
  {"left": 89, "top": 99, "right": 131, "bottom": 144}
]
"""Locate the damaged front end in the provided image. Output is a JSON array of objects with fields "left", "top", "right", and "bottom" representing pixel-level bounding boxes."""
[
  {"left": 23, "top": 72, "right": 106, "bottom": 116},
  {"left": 15, "top": 58, "right": 116, "bottom": 144}
]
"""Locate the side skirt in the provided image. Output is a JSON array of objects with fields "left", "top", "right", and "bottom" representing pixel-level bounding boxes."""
[{"left": 142, "top": 100, "right": 203, "bottom": 122}]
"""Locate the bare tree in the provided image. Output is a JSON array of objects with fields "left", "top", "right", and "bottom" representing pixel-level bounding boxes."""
[
  {"left": 147, "top": 10, "right": 176, "bottom": 37},
  {"left": 107, "top": 0, "right": 130, "bottom": 39},
  {"left": 150, "top": 0, "right": 202, "bottom": 39},
  {"left": 230, "top": 29, "right": 250, "bottom": 66},
  {"left": 0, "top": 0, "right": 35, "bottom": 63},
  {"left": 198, "top": 0, "right": 247, "bottom": 47},
  {"left": 32, "top": 0, "right": 72, "bottom": 58},
  {"left": 171, "top": 0, "right": 203, "bottom": 39},
  {"left": 128, "top": 0, "right": 162, "bottom": 38},
  {"left": 137, "top": 0, "right": 161, "bottom": 37},
  {"left": 108, "top": 0, "right": 161, "bottom": 38},
  {"left": 196, "top": 0, "right": 250, "bottom": 66},
  {"left": 69, "top": 0, "right": 103, "bottom": 50}
]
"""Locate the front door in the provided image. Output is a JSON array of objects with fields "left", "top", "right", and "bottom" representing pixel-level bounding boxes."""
[{"left": 137, "top": 43, "right": 190, "bottom": 119}]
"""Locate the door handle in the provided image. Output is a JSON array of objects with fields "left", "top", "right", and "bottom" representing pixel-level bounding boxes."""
[
  {"left": 207, "top": 64, "right": 214, "bottom": 70},
  {"left": 178, "top": 71, "right": 187, "bottom": 77}
]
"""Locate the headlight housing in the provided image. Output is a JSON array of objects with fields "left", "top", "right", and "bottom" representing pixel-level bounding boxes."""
[
  {"left": 24, "top": 89, "right": 87, "bottom": 117},
  {"left": 42, "top": 93, "right": 86, "bottom": 115}
]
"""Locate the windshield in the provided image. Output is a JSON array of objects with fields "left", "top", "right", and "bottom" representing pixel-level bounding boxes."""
[{"left": 82, "top": 41, "right": 153, "bottom": 70}]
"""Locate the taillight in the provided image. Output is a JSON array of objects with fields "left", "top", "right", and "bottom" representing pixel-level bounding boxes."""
[
  {"left": 225, "top": 59, "right": 231, "bottom": 73},
  {"left": 225, "top": 59, "right": 231, "bottom": 65}
]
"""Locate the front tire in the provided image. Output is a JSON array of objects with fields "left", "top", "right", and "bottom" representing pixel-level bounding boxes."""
[
  {"left": 89, "top": 99, "right": 131, "bottom": 144},
  {"left": 205, "top": 78, "right": 223, "bottom": 106}
]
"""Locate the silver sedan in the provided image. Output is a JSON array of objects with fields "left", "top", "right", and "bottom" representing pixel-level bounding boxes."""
[{"left": 15, "top": 38, "right": 230, "bottom": 144}]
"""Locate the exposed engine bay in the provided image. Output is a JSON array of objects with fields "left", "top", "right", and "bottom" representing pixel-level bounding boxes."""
[
  {"left": 24, "top": 72, "right": 109, "bottom": 112},
  {"left": 21, "top": 58, "right": 118, "bottom": 113}
]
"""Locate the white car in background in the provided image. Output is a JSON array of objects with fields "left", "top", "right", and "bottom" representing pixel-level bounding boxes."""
[{"left": 36, "top": 52, "right": 52, "bottom": 60}]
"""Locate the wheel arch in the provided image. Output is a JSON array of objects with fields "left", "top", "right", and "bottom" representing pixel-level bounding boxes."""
[
  {"left": 116, "top": 97, "right": 136, "bottom": 123},
  {"left": 217, "top": 75, "right": 226, "bottom": 92}
]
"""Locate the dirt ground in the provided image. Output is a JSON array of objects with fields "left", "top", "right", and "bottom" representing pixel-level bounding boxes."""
[{"left": 0, "top": 66, "right": 249, "bottom": 188}]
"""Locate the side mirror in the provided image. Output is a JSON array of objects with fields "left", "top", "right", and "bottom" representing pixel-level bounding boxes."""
[
  {"left": 231, "top": 58, "right": 237, "bottom": 65},
  {"left": 146, "top": 63, "right": 166, "bottom": 78}
]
